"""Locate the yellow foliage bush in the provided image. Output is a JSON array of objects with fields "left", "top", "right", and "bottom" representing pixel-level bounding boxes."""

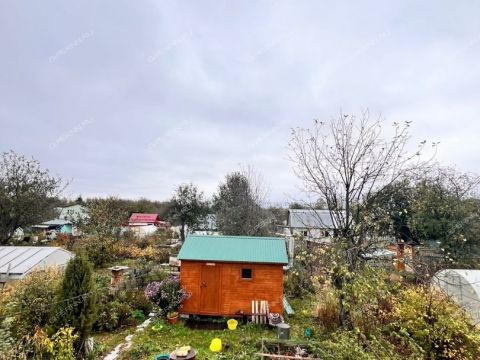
[
  {"left": 112, "top": 244, "right": 168, "bottom": 261},
  {"left": 391, "top": 286, "right": 480, "bottom": 359},
  {"left": 27, "top": 326, "right": 77, "bottom": 360},
  {"left": 315, "top": 266, "right": 480, "bottom": 359},
  {"left": 315, "top": 285, "right": 339, "bottom": 331},
  {"left": 0, "top": 268, "right": 62, "bottom": 338}
]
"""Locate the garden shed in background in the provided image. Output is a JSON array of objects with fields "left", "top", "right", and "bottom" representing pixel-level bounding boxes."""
[
  {"left": 432, "top": 269, "right": 480, "bottom": 325},
  {"left": 177, "top": 235, "right": 288, "bottom": 317}
]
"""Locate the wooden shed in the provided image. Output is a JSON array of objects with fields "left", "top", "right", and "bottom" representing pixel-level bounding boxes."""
[{"left": 177, "top": 235, "right": 288, "bottom": 317}]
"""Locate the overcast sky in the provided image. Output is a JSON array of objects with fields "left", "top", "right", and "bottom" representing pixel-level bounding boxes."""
[{"left": 1, "top": 1, "right": 479, "bottom": 204}]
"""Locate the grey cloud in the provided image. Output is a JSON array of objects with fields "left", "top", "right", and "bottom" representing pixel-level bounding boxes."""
[{"left": 0, "top": 0, "right": 479, "bottom": 202}]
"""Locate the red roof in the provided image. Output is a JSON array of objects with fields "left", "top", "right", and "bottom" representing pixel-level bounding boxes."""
[{"left": 129, "top": 213, "right": 159, "bottom": 223}]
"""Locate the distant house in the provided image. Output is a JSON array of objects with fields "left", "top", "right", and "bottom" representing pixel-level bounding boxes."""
[
  {"left": 0, "top": 246, "right": 74, "bottom": 288},
  {"left": 178, "top": 235, "right": 288, "bottom": 317},
  {"left": 192, "top": 214, "right": 218, "bottom": 236},
  {"left": 12, "top": 228, "right": 24, "bottom": 240},
  {"left": 33, "top": 205, "right": 88, "bottom": 238},
  {"left": 41, "top": 219, "right": 74, "bottom": 234},
  {"left": 57, "top": 204, "right": 88, "bottom": 223},
  {"left": 287, "top": 209, "right": 340, "bottom": 243},
  {"left": 127, "top": 213, "right": 169, "bottom": 237}
]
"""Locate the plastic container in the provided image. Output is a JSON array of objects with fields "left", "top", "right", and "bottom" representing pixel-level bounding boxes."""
[
  {"left": 227, "top": 319, "right": 238, "bottom": 330},
  {"left": 277, "top": 323, "right": 290, "bottom": 340},
  {"left": 209, "top": 338, "right": 222, "bottom": 352},
  {"left": 153, "top": 355, "right": 169, "bottom": 360}
]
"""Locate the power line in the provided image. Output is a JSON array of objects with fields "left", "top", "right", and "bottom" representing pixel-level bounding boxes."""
[{"left": 0, "top": 268, "right": 164, "bottom": 322}]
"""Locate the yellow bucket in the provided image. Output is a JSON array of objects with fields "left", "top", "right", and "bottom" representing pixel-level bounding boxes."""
[
  {"left": 227, "top": 319, "right": 238, "bottom": 330},
  {"left": 209, "top": 338, "right": 222, "bottom": 352}
]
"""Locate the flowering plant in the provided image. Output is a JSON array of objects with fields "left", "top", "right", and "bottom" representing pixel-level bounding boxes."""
[{"left": 144, "top": 276, "right": 190, "bottom": 314}]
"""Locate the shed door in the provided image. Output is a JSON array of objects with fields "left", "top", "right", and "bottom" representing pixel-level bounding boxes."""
[{"left": 200, "top": 263, "right": 220, "bottom": 314}]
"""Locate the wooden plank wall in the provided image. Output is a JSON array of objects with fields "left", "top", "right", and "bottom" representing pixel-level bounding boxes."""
[
  {"left": 180, "top": 261, "right": 202, "bottom": 313},
  {"left": 220, "top": 262, "right": 283, "bottom": 315},
  {"left": 180, "top": 260, "right": 284, "bottom": 316}
]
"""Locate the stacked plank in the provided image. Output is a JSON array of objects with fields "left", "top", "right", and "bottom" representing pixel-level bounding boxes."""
[{"left": 251, "top": 300, "right": 269, "bottom": 324}]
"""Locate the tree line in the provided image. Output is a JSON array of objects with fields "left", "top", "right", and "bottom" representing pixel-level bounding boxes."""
[
  {"left": 0, "top": 152, "right": 284, "bottom": 245},
  {"left": 1, "top": 112, "right": 479, "bottom": 269}
]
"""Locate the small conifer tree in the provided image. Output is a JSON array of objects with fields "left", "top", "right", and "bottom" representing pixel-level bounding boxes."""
[{"left": 56, "top": 252, "right": 96, "bottom": 354}]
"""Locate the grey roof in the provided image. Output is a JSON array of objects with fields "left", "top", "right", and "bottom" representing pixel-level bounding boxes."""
[
  {"left": 361, "top": 249, "right": 396, "bottom": 259},
  {"left": 288, "top": 209, "right": 339, "bottom": 229},
  {"left": 41, "top": 219, "right": 72, "bottom": 226},
  {"left": 0, "top": 246, "right": 73, "bottom": 276}
]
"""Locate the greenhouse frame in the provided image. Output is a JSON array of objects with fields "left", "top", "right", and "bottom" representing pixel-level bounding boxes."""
[{"left": 432, "top": 269, "right": 480, "bottom": 325}]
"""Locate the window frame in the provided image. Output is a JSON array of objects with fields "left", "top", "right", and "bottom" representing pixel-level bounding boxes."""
[{"left": 241, "top": 268, "right": 252, "bottom": 280}]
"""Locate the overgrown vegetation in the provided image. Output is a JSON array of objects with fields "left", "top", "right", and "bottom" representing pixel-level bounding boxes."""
[
  {"left": 0, "top": 260, "right": 168, "bottom": 359},
  {"left": 294, "top": 266, "right": 480, "bottom": 359},
  {"left": 368, "top": 168, "right": 480, "bottom": 267}
]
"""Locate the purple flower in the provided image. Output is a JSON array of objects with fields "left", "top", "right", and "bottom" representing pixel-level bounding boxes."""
[{"left": 144, "top": 275, "right": 191, "bottom": 314}]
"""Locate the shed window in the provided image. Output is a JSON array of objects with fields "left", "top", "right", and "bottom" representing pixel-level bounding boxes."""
[{"left": 241, "top": 268, "right": 252, "bottom": 279}]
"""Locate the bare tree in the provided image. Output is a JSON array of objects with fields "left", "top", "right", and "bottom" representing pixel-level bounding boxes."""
[
  {"left": 423, "top": 166, "right": 480, "bottom": 199},
  {"left": 289, "top": 111, "right": 436, "bottom": 326},
  {"left": 288, "top": 111, "right": 434, "bottom": 265}
]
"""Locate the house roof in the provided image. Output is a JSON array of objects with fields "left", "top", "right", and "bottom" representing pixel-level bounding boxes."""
[
  {"left": 361, "top": 248, "right": 396, "bottom": 259},
  {"left": 129, "top": 213, "right": 159, "bottom": 223},
  {"left": 58, "top": 204, "right": 88, "bottom": 221},
  {"left": 0, "top": 246, "right": 74, "bottom": 276},
  {"left": 41, "top": 219, "right": 72, "bottom": 226},
  {"left": 288, "top": 209, "right": 340, "bottom": 229},
  {"left": 33, "top": 219, "right": 71, "bottom": 228},
  {"left": 178, "top": 235, "right": 288, "bottom": 264}
]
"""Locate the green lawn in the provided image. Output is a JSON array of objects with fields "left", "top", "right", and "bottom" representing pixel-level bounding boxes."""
[{"left": 119, "top": 296, "right": 320, "bottom": 360}]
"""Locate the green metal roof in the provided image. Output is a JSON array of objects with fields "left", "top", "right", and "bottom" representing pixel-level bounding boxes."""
[{"left": 178, "top": 235, "right": 288, "bottom": 264}]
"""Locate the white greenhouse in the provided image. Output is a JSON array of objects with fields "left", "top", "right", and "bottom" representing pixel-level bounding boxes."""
[
  {"left": 0, "top": 246, "right": 74, "bottom": 288},
  {"left": 432, "top": 269, "right": 480, "bottom": 325}
]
